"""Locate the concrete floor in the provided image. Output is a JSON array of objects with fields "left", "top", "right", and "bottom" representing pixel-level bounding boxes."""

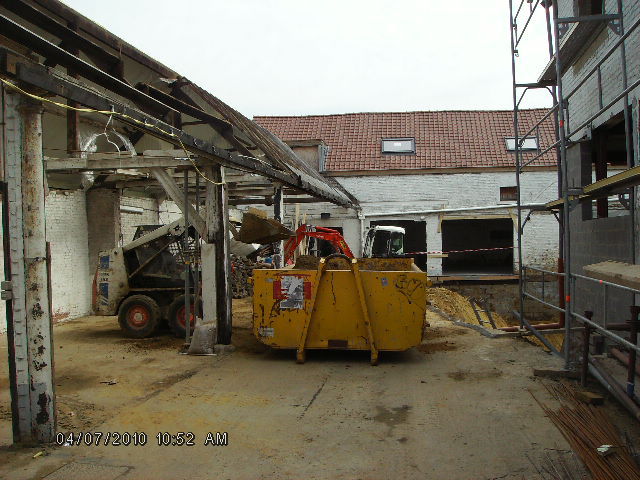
[{"left": 1, "top": 299, "right": 638, "bottom": 480}]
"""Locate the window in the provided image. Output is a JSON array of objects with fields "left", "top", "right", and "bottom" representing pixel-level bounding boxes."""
[
  {"left": 382, "top": 138, "right": 415, "bottom": 154},
  {"left": 505, "top": 137, "right": 538, "bottom": 151},
  {"left": 574, "top": 0, "right": 603, "bottom": 16},
  {"left": 500, "top": 186, "right": 518, "bottom": 202}
]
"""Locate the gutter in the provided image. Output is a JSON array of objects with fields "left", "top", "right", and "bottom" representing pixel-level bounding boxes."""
[{"left": 364, "top": 203, "right": 547, "bottom": 217}]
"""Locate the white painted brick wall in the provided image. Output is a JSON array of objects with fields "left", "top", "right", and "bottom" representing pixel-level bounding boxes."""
[
  {"left": 45, "top": 190, "right": 92, "bottom": 322},
  {"left": 158, "top": 200, "right": 182, "bottom": 225},
  {"left": 120, "top": 196, "right": 159, "bottom": 244},
  {"left": 283, "top": 170, "right": 560, "bottom": 274}
]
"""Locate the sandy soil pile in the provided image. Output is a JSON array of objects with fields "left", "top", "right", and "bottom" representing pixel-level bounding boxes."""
[{"left": 426, "top": 287, "right": 510, "bottom": 328}]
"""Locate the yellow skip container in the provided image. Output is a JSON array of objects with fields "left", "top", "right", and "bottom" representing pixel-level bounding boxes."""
[{"left": 252, "top": 255, "right": 429, "bottom": 365}]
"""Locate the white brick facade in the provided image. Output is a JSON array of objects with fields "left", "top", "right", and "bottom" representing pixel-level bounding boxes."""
[
  {"left": 120, "top": 195, "right": 160, "bottom": 244},
  {"left": 0, "top": 189, "right": 166, "bottom": 332},
  {"left": 281, "top": 169, "right": 560, "bottom": 275}
]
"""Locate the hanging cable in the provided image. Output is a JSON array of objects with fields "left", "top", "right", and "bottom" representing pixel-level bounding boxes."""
[{"left": 0, "top": 76, "right": 225, "bottom": 185}]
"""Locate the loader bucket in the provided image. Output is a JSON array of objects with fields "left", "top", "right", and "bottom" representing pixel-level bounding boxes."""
[{"left": 237, "top": 210, "right": 294, "bottom": 244}]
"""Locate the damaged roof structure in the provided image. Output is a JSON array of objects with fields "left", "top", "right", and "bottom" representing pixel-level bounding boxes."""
[
  {"left": 0, "top": 0, "right": 355, "bottom": 208},
  {"left": 0, "top": 0, "right": 357, "bottom": 445}
]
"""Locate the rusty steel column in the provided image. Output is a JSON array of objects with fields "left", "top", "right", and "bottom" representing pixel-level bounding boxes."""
[{"left": 20, "top": 98, "right": 56, "bottom": 442}]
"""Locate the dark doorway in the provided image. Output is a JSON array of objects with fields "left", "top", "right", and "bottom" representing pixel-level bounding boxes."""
[
  {"left": 370, "top": 220, "right": 427, "bottom": 270},
  {"left": 442, "top": 218, "right": 514, "bottom": 274},
  {"left": 308, "top": 226, "right": 344, "bottom": 257}
]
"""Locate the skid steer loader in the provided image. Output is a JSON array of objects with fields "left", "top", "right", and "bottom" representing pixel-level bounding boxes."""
[{"left": 92, "top": 218, "right": 201, "bottom": 338}]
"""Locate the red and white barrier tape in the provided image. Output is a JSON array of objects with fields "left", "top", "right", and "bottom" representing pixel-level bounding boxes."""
[{"left": 405, "top": 246, "right": 515, "bottom": 255}]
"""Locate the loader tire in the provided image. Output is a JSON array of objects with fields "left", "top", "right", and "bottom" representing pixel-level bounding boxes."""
[
  {"left": 118, "top": 295, "right": 161, "bottom": 338},
  {"left": 168, "top": 294, "right": 202, "bottom": 338}
]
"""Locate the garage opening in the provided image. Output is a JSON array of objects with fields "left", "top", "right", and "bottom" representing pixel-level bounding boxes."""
[
  {"left": 442, "top": 218, "right": 514, "bottom": 275},
  {"left": 370, "top": 220, "right": 427, "bottom": 270}
]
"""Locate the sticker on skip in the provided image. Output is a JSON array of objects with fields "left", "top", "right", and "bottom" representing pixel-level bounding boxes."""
[{"left": 259, "top": 327, "right": 275, "bottom": 337}]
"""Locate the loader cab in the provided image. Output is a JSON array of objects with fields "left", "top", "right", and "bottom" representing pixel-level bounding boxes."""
[{"left": 363, "top": 226, "right": 405, "bottom": 258}]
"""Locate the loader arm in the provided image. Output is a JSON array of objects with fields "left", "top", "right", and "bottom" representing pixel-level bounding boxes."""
[{"left": 284, "top": 224, "right": 354, "bottom": 264}]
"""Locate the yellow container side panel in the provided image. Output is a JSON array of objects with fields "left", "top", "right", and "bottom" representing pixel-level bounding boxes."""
[{"left": 252, "top": 269, "right": 427, "bottom": 352}]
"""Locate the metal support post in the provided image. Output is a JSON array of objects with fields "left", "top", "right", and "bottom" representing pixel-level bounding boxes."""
[
  {"left": 627, "top": 305, "right": 639, "bottom": 397},
  {"left": 6, "top": 95, "right": 56, "bottom": 443},
  {"left": 213, "top": 165, "right": 231, "bottom": 344},
  {"left": 273, "top": 185, "right": 284, "bottom": 268},
  {"left": 201, "top": 167, "right": 218, "bottom": 343},
  {"left": 509, "top": 0, "right": 525, "bottom": 329},
  {"left": 194, "top": 171, "right": 200, "bottom": 321},
  {"left": 183, "top": 169, "right": 191, "bottom": 345},
  {"left": 552, "top": 2, "right": 573, "bottom": 368},
  {"left": 581, "top": 311, "right": 593, "bottom": 387}
]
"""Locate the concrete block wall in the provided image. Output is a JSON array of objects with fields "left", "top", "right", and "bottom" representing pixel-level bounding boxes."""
[
  {"left": 569, "top": 212, "right": 634, "bottom": 326},
  {"left": 558, "top": 0, "right": 640, "bottom": 136}
]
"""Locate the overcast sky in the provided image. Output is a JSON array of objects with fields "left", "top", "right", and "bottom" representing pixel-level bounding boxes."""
[{"left": 62, "top": 0, "right": 555, "bottom": 117}]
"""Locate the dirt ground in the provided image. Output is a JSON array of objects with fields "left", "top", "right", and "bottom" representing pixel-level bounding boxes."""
[{"left": 1, "top": 297, "right": 639, "bottom": 480}]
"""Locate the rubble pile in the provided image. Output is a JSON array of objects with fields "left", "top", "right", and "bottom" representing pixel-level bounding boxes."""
[{"left": 231, "top": 255, "right": 255, "bottom": 298}]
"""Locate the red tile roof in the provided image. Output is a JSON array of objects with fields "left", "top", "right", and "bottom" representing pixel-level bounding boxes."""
[{"left": 254, "top": 110, "right": 557, "bottom": 172}]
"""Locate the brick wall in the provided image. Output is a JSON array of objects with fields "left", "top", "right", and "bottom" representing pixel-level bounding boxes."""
[
  {"left": 1, "top": 190, "right": 93, "bottom": 333},
  {"left": 557, "top": 0, "right": 639, "bottom": 331},
  {"left": 558, "top": 0, "right": 640, "bottom": 135},
  {"left": 280, "top": 169, "right": 560, "bottom": 274},
  {"left": 120, "top": 195, "right": 159, "bottom": 244},
  {"left": 45, "top": 190, "right": 92, "bottom": 322},
  {"left": 87, "top": 189, "right": 120, "bottom": 269},
  {"left": 158, "top": 200, "right": 182, "bottom": 225}
]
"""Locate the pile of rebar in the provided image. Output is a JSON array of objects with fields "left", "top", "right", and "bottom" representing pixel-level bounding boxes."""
[{"left": 535, "top": 382, "right": 640, "bottom": 480}]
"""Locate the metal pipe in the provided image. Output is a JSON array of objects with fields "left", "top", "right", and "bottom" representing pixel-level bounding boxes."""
[
  {"left": 589, "top": 358, "right": 640, "bottom": 421},
  {"left": 567, "top": 75, "right": 640, "bottom": 139},
  {"left": 524, "top": 265, "right": 566, "bottom": 276},
  {"left": 194, "top": 171, "right": 200, "bottom": 321},
  {"left": 509, "top": 0, "right": 526, "bottom": 331},
  {"left": 510, "top": 310, "right": 561, "bottom": 355},
  {"left": 551, "top": 1, "right": 573, "bottom": 369},
  {"left": 562, "top": 13, "right": 640, "bottom": 102},
  {"left": 627, "top": 306, "right": 639, "bottom": 397},
  {"left": 610, "top": 347, "right": 640, "bottom": 376},
  {"left": 366, "top": 202, "right": 546, "bottom": 218},
  {"left": 572, "top": 271, "right": 640, "bottom": 295},
  {"left": 571, "top": 310, "right": 640, "bottom": 354},
  {"left": 581, "top": 311, "right": 593, "bottom": 387},
  {"left": 500, "top": 322, "right": 562, "bottom": 333},
  {"left": 183, "top": 169, "right": 191, "bottom": 345}
]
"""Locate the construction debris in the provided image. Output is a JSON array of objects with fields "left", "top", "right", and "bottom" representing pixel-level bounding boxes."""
[
  {"left": 427, "top": 287, "right": 509, "bottom": 328},
  {"left": 534, "top": 382, "right": 640, "bottom": 480},
  {"left": 231, "top": 255, "right": 256, "bottom": 298},
  {"left": 230, "top": 255, "right": 272, "bottom": 299}
]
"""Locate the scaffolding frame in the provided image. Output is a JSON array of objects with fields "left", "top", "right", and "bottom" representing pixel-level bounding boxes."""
[{"left": 509, "top": 0, "right": 640, "bottom": 411}]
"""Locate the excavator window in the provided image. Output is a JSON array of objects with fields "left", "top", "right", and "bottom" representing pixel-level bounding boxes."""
[{"left": 371, "top": 230, "right": 391, "bottom": 257}]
